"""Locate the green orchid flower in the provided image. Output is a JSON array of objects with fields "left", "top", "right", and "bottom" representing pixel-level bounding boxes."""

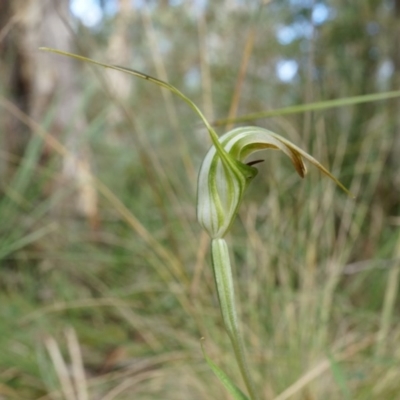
[{"left": 197, "top": 126, "right": 350, "bottom": 239}]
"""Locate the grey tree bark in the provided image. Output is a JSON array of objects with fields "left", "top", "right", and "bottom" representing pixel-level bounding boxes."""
[{"left": 1, "top": 0, "right": 98, "bottom": 226}]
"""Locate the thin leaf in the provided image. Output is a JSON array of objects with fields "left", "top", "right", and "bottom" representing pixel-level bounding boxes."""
[
  {"left": 39, "top": 47, "right": 231, "bottom": 165},
  {"left": 201, "top": 340, "right": 250, "bottom": 400},
  {"left": 328, "top": 353, "right": 351, "bottom": 400},
  {"left": 213, "top": 90, "right": 400, "bottom": 125}
]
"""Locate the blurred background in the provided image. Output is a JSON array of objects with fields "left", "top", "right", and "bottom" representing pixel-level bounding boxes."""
[{"left": 1, "top": 0, "right": 400, "bottom": 399}]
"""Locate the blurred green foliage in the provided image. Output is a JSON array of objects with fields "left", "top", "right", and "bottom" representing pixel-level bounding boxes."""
[{"left": 1, "top": 1, "right": 400, "bottom": 399}]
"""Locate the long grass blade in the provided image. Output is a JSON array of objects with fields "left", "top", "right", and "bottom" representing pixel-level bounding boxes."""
[
  {"left": 202, "top": 340, "right": 250, "bottom": 400},
  {"left": 213, "top": 90, "right": 400, "bottom": 125}
]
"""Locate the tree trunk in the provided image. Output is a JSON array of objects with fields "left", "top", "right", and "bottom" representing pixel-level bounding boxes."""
[{"left": 1, "top": 0, "right": 98, "bottom": 225}]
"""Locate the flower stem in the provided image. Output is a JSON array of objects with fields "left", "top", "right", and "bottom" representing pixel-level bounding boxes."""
[{"left": 211, "top": 238, "right": 259, "bottom": 400}]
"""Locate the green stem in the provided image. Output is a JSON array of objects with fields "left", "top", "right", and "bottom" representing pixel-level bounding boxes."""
[
  {"left": 39, "top": 48, "right": 234, "bottom": 167},
  {"left": 211, "top": 238, "right": 259, "bottom": 400}
]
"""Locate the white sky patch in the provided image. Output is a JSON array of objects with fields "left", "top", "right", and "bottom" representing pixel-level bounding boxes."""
[
  {"left": 377, "top": 59, "right": 394, "bottom": 81},
  {"left": 133, "top": 0, "right": 145, "bottom": 8},
  {"left": 158, "top": 37, "right": 172, "bottom": 55},
  {"left": 103, "top": 0, "right": 118, "bottom": 16},
  {"left": 184, "top": 67, "right": 201, "bottom": 89},
  {"left": 312, "top": 3, "right": 330, "bottom": 25},
  {"left": 70, "top": 0, "right": 103, "bottom": 27},
  {"left": 276, "top": 19, "right": 314, "bottom": 46},
  {"left": 277, "top": 4, "right": 331, "bottom": 45},
  {"left": 294, "top": 19, "right": 314, "bottom": 39},
  {"left": 276, "top": 59, "right": 298, "bottom": 82},
  {"left": 276, "top": 25, "right": 298, "bottom": 45},
  {"left": 289, "top": 0, "right": 313, "bottom": 7}
]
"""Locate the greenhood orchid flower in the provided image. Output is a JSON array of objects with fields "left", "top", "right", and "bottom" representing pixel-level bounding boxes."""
[{"left": 197, "top": 126, "right": 350, "bottom": 239}]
